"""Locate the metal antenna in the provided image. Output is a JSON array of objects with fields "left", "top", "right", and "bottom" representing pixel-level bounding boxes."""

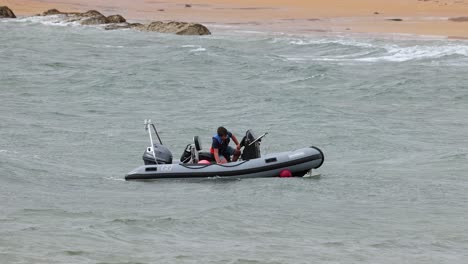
[
  {"left": 151, "top": 123, "right": 163, "bottom": 145},
  {"left": 145, "top": 119, "right": 158, "bottom": 164}
]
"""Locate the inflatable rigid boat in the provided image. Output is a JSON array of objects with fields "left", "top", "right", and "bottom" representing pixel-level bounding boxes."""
[{"left": 125, "top": 120, "right": 324, "bottom": 180}]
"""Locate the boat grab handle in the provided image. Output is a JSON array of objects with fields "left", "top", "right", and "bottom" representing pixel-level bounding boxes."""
[{"left": 180, "top": 161, "right": 248, "bottom": 169}]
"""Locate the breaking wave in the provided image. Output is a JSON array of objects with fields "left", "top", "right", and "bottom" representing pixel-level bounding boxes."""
[
  {"left": 9, "top": 15, "right": 82, "bottom": 27},
  {"left": 356, "top": 44, "right": 468, "bottom": 62},
  {"left": 277, "top": 36, "right": 468, "bottom": 63}
]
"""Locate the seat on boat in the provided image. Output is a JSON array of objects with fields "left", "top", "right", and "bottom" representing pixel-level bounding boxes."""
[{"left": 180, "top": 136, "right": 214, "bottom": 163}]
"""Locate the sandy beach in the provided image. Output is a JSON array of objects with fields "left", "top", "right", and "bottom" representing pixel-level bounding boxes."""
[{"left": 3, "top": 0, "right": 468, "bottom": 37}]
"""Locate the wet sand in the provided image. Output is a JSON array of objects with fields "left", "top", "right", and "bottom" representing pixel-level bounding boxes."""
[{"left": 3, "top": 0, "right": 468, "bottom": 37}]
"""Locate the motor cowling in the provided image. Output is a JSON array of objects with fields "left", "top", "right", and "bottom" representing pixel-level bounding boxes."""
[
  {"left": 143, "top": 143, "right": 173, "bottom": 165},
  {"left": 240, "top": 130, "right": 261, "bottom": 160}
]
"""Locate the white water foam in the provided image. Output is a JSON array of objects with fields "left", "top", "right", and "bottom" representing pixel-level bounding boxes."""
[
  {"left": 280, "top": 36, "right": 468, "bottom": 62},
  {"left": 182, "top": 45, "right": 206, "bottom": 52},
  {"left": 103, "top": 45, "right": 125, "bottom": 48},
  {"left": 286, "top": 37, "right": 375, "bottom": 48},
  {"left": 12, "top": 15, "right": 82, "bottom": 27},
  {"left": 104, "top": 176, "right": 126, "bottom": 182},
  {"left": 0, "top": 149, "right": 19, "bottom": 157},
  {"left": 190, "top": 47, "right": 206, "bottom": 52},
  {"left": 357, "top": 44, "right": 468, "bottom": 62}
]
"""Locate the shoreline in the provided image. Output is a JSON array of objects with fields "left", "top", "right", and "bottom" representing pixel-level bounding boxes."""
[{"left": 3, "top": 0, "right": 468, "bottom": 38}]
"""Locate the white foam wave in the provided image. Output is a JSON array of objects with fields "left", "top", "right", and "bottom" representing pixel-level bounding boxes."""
[
  {"left": 104, "top": 176, "right": 126, "bottom": 182},
  {"left": 281, "top": 38, "right": 468, "bottom": 62},
  {"left": 357, "top": 44, "right": 468, "bottom": 62},
  {"left": 0, "top": 149, "right": 19, "bottom": 155},
  {"left": 191, "top": 47, "right": 206, "bottom": 52},
  {"left": 13, "top": 15, "right": 82, "bottom": 27},
  {"left": 285, "top": 38, "right": 375, "bottom": 48},
  {"left": 182, "top": 45, "right": 206, "bottom": 52},
  {"left": 104, "top": 45, "right": 124, "bottom": 48}
]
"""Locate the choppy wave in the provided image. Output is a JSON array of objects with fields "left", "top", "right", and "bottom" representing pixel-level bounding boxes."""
[
  {"left": 1, "top": 17, "right": 468, "bottom": 264},
  {"left": 353, "top": 42, "right": 468, "bottom": 62},
  {"left": 182, "top": 45, "right": 206, "bottom": 52},
  {"left": 104, "top": 176, "right": 126, "bottom": 181},
  {"left": 4, "top": 15, "right": 468, "bottom": 63},
  {"left": 276, "top": 36, "right": 468, "bottom": 62},
  {"left": 286, "top": 37, "right": 375, "bottom": 48},
  {"left": 11, "top": 15, "right": 82, "bottom": 27}
]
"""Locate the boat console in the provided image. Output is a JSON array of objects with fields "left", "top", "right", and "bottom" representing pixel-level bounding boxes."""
[
  {"left": 240, "top": 130, "right": 267, "bottom": 160},
  {"left": 178, "top": 130, "right": 267, "bottom": 164}
]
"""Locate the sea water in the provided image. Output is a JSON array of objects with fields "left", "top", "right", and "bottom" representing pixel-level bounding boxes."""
[{"left": 1, "top": 17, "right": 468, "bottom": 263}]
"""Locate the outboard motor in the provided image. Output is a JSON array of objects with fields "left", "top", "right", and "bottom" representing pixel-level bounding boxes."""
[
  {"left": 241, "top": 130, "right": 263, "bottom": 160},
  {"left": 143, "top": 144, "right": 173, "bottom": 165}
]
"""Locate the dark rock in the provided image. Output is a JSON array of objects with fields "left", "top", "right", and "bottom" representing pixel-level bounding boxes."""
[
  {"left": 76, "top": 10, "right": 108, "bottom": 25},
  {"left": 176, "top": 23, "right": 211, "bottom": 35},
  {"left": 185, "top": 4, "right": 192, "bottom": 8},
  {"left": 42, "top": 9, "right": 83, "bottom": 17},
  {"left": 139, "top": 21, "right": 211, "bottom": 35},
  {"left": 105, "top": 22, "right": 143, "bottom": 30},
  {"left": 129, "top": 23, "right": 144, "bottom": 27},
  {"left": 80, "top": 15, "right": 108, "bottom": 25},
  {"left": 0, "top": 6, "right": 16, "bottom": 18},
  {"left": 41, "top": 9, "right": 124, "bottom": 25},
  {"left": 42, "top": 9, "right": 68, "bottom": 16},
  {"left": 449, "top": 17, "right": 468, "bottom": 22},
  {"left": 106, "top": 14, "right": 126, "bottom": 23},
  {"left": 374, "top": 12, "right": 380, "bottom": 15},
  {"left": 79, "top": 10, "right": 104, "bottom": 17},
  {"left": 38, "top": 8, "right": 211, "bottom": 35},
  {"left": 140, "top": 21, "right": 164, "bottom": 31},
  {"left": 386, "top": 18, "right": 403, "bottom": 21}
]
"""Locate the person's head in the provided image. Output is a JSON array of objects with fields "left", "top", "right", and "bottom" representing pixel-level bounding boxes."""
[{"left": 217, "top": 126, "right": 228, "bottom": 140}]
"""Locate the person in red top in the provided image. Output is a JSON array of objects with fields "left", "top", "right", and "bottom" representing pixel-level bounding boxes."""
[{"left": 210, "top": 126, "right": 241, "bottom": 164}]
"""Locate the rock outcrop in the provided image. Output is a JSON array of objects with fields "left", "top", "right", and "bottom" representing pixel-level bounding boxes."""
[
  {"left": 41, "top": 9, "right": 126, "bottom": 26},
  {"left": 42, "top": 9, "right": 67, "bottom": 16},
  {"left": 106, "top": 15, "right": 126, "bottom": 23},
  {"left": 449, "top": 17, "right": 468, "bottom": 22},
  {"left": 104, "top": 23, "right": 143, "bottom": 30},
  {"left": 0, "top": 6, "right": 16, "bottom": 18},
  {"left": 38, "top": 8, "right": 211, "bottom": 35},
  {"left": 81, "top": 15, "right": 108, "bottom": 25},
  {"left": 138, "top": 21, "right": 211, "bottom": 35}
]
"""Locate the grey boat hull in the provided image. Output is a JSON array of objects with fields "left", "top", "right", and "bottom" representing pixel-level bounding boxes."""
[{"left": 125, "top": 146, "right": 324, "bottom": 180}]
